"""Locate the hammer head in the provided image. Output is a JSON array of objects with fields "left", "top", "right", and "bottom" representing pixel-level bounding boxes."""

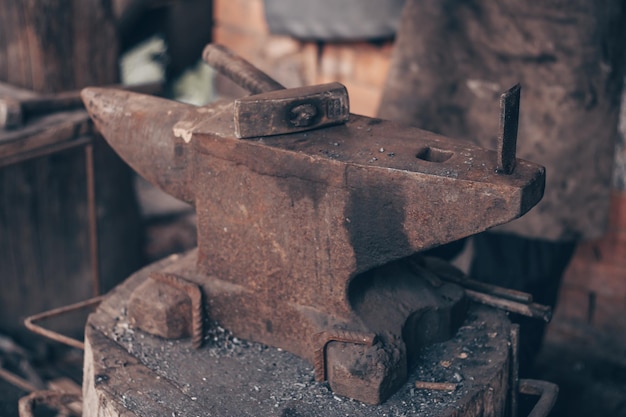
[{"left": 234, "top": 82, "right": 349, "bottom": 138}]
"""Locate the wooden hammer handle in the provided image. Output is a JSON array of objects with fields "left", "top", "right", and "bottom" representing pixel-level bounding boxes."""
[{"left": 202, "top": 44, "right": 285, "bottom": 95}]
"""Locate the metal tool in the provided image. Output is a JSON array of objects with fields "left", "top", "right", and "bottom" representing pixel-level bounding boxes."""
[
  {"left": 80, "top": 43, "right": 546, "bottom": 405},
  {"left": 203, "top": 44, "right": 349, "bottom": 138},
  {"left": 0, "top": 82, "right": 161, "bottom": 130},
  {"left": 497, "top": 83, "right": 521, "bottom": 174}
]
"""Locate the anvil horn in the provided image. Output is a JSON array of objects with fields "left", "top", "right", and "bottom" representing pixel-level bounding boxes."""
[{"left": 81, "top": 87, "right": 197, "bottom": 204}]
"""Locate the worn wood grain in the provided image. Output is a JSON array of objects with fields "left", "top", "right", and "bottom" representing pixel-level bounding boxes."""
[
  {"left": 0, "top": 0, "right": 142, "bottom": 346},
  {"left": 0, "top": 111, "right": 91, "bottom": 161}
]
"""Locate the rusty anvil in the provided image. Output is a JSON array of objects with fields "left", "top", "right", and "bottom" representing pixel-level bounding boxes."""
[{"left": 81, "top": 44, "right": 545, "bottom": 404}]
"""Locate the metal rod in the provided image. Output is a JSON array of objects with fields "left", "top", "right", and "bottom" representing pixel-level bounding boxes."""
[
  {"left": 417, "top": 256, "right": 533, "bottom": 303},
  {"left": 497, "top": 83, "right": 521, "bottom": 174},
  {"left": 519, "top": 379, "right": 559, "bottom": 417},
  {"left": 23, "top": 296, "right": 105, "bottom": 350},
  {"left": 414, "top": 381, "right": 458, "bottom": 391},
  {"left": 510, "top": 324, "right": 520, "bottom": 417},
  {"left": 202, "top": 44, "right": 285, "bottom": 95},
  {"left": 438, "top": 273, "right": 533, "bottom": 304},
  {"left": 465, "top": 289, "right": 552, "bottom": 322},
  {"left": 85, "top": 144, "right": 100, "bottom": 296},
  {"left": 0, "top": 367, "right": 39, "bottom": 393}
]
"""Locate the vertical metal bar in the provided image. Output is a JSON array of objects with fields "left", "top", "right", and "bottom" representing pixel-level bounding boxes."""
[
  {"left": 510, "top": 324, "right": 520, "bottom": 417},
  {"left": 497, "top": 84, "right": 521, "bottom": 174},
  {"left": 85, "top": 143, "right": 100, "bottom": 296},
  {"left": 519, "top": 379, "right": 559, "bottom": 417}
]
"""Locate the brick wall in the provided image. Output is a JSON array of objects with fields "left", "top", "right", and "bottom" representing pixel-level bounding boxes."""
[{"left": 213, "top": 0, "right": 626, "bottom": 355}]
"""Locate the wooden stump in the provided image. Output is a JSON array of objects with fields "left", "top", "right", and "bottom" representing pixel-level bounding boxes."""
[
  {"left": 83, "top": 251, "right": 514, "bottom": 417},
  {"left": 0, "top": 0, "right": 142, "bottom": 346}
]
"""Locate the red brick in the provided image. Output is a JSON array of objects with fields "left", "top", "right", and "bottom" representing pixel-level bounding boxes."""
[
  {"left": 553, "top": 285, "right": 590, "bottom": 323},
  {"left": 213, "top": 25, "right": 266, "bottom": 62},
  {"left": 352, "top": 42, "right": 393, "bottom": 88},
  {"left": 214, "top": 0, "right": 268, "bottom": 35},
  {"left": 341, "top": 81, "right": 383, "bottom": 118},
  {"left": 213, "top": 26, "right": 317, "bottom": 96},
  {"left": 317, "top": 42, "right": 391, "bottom": 89},
  {"left": 318, "top": 44, "right": 357, "bottom": 83},
  {"left": 609, "top": 191, "right": 626, "bottom": 231},
  {"left": 297, "top": 42, "right": 319, "bottom": 87},
  {"left": 589, "top": 293, "right": 626, "bottom": 332},
  {"left": 563, "top": 260, "right": 626, "bottom": 299},
  {"left": 592, "top": 233, "right": 626, "bottom": 265},
  {"left": 561, "top": 254, "right": 593, "bottom": 290}
]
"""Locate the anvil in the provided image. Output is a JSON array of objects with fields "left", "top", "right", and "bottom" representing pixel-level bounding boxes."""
[{"left": 81, "top": 45, "right": 544, "bottom": 404}]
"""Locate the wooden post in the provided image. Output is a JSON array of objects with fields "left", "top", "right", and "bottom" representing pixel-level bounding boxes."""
[{"left": 0, "top": 1, "right": 143, "bottom": 346}]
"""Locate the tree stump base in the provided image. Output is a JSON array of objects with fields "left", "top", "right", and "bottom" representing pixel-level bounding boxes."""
[{"left": 84, "top": 251, "right": 513, "bottom": 417}]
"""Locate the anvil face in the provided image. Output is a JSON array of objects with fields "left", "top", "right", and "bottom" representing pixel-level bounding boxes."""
[{"left": 82, "top": 88, "right": 544, "bottom": 404}]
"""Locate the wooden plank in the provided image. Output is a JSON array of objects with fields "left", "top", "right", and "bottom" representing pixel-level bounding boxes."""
[
  {"left": 0, "top": 0, "right": 142, "bottom": 346},
  {"left": 0, "top": 111, "right": 91, "bottom": 160},
  {"left": 0, "top": 81, "right": 38, "bottom": 100}
]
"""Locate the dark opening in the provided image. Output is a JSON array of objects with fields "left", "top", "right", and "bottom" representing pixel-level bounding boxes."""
[{"left": 416, "top": 147, "right": 454, "bottom": 163}]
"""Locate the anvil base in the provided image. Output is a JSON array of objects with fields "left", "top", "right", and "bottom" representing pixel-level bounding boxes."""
[{"left": 83, "top": 253, "right": 514, "bottom": 417}]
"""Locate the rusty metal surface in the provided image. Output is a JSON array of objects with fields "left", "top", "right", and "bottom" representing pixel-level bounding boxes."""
[
  {"left": 313, "top": 330, "right": 378, "bottom": 382},
  {"left": 519, "top": 379, "right": 559, "bottom": 417},
  {"left": 148, "top": 272, "right": 204, "bottom": 349},
  {"left": 497, "top": 84, "right": 521, "bottom": 175},
  {"left": 234, "top": 82, "right": 349, "bottom": 138},
  {"left": 81, "top": 44, "right": 546, "bottom": 404}
]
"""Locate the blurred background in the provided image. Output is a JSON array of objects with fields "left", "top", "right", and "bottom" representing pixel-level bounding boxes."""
[{"left": 0, "top": 0, "right": 625, "bottom": 415}]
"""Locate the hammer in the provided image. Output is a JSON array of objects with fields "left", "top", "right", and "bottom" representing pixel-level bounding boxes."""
[
  {"left": 202, "top": 44, "right": 349, "bottom": 138},
  {"left": 0, "top": 82, "right": 162, "bottom": 130}
]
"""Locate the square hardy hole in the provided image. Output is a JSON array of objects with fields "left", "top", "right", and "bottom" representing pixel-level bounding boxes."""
[{"left": 415, "top": 146, "right": 454, "bottom": 163}]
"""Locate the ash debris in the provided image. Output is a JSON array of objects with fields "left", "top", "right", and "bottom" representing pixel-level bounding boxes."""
[{"left": 105, "top": 305, "right": 510, "bottom": 417}]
